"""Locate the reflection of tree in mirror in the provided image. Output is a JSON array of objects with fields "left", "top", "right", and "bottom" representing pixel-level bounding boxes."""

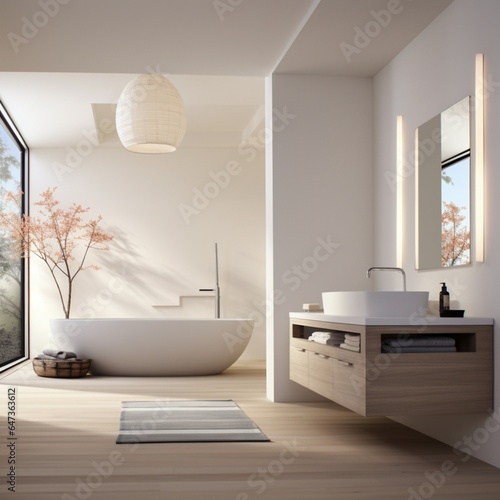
[
  {"left": 441, "top": 201, "right": 471, "bottom": 267},
  {"left": 0, "top": 137, "right": 22, "bottom": 364},
  {"left": 441, "top": 171, "right": 453, "bottom": 185}
]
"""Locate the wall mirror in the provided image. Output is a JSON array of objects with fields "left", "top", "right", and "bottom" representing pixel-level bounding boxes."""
[{"left": 415, "top": 96, "right": 471, "bottom": 270}]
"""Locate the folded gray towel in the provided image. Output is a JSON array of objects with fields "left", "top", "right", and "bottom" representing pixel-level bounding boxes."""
[
  {"left": 42, "top": 349, "right": 77, "bottom": 359},
  {"left": 36, "top": 354, "right": 82, "bottom": 361},
  {"left": 36, "top": 354, "right": 58, "bottom": 360},
  {"left": 382, "top": 345, "right": 457, "bottom": 353},
  {"left": 383, "top": 336, "right": 455, "bottom": 348},
  {"left": 326, "top": 338, "right": 343, "bottom": 346}
]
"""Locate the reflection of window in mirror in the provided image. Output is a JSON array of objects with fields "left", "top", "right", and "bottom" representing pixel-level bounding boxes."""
[{"left": 416, "top": 96, "right": 471, "bottom": 270}]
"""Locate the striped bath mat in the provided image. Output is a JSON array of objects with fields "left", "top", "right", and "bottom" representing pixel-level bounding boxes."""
[{"left": 116, "top": 399, "right": 270, "bottom": 443}]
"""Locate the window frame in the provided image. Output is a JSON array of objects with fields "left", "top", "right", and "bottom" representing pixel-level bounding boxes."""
[{"left": 0, "top": 99, "right": 29, "bottom": 372}]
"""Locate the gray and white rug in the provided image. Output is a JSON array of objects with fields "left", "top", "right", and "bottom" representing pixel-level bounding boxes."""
[{"left": 116, "top": 399, "right": 270, "bottom": 443}]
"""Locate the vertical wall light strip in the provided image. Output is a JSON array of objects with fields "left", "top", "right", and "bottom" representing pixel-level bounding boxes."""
[
  {"left": 396, "top": 115, "right": 404, "bottom": 268},
  {"left": 414, "top": 128, "right": 420, "bottom": 269},
  {"left": 475, "top": 53, "right": 485, "bottom": 262}
]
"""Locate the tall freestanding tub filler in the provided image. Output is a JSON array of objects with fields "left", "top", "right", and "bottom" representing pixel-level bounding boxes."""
[{"left": 50, "top": 318, "right": 254, "bottom": 376}]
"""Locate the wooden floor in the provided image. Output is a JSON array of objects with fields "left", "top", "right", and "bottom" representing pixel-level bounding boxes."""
[{"left": 1, "top": 360, "right": 500, "bottom": 500}]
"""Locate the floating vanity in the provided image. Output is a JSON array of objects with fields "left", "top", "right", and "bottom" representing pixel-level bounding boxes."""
[{"left": 289, "top": 312, "right": 493, "bottom": 417}]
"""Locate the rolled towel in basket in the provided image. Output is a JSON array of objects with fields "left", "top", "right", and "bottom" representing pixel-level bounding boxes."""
[{"left": 42, "top": 349, "right": 77, "bottom": 359}]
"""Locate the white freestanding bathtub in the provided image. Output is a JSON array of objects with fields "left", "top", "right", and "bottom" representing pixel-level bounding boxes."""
[{"left": 49, "top": 318, "right": 254, "bottom": 376}]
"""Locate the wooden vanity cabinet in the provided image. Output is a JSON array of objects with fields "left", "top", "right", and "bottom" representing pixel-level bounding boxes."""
[{"left": 290, "top": 316, "right": 493, "bottom": 417}]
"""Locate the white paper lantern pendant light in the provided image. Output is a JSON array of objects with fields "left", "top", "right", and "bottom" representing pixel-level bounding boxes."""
[{"left": 116, "top": 73, "right": 186, "bottom": 153}]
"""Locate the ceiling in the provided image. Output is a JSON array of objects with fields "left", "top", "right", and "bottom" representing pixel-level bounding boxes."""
[{"left": 0, "top": 0, "right": 454, "bottom": 149}]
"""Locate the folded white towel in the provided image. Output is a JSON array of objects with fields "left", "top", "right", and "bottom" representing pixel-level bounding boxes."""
[
  {"left": 344, "top": 338, "right": 360, "bottom": 348},
  {"left": 310, "top": 331, "right": 332, "bottom": 338},
  {"left": 309, "top": 337, "right": 328, "bottom": 344},
  {"left": 309, "top": 331, "right": 347, "bottom": 345},
  {"left": 340, "top": 343, "right": 360, "bottom": 353},
  {"left": 307, "top": 335, "right": 342, "bottom": 345},
  {"left": 345, "top": 333, "right": 360, "bottom": 341},
  {"left": 309, "top": 333, "right": 345, "bottom": 345}
]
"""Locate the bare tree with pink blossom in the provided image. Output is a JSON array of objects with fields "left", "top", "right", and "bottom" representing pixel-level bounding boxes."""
[{"left": 0, "top": 187, "right": 113, "bottom": 318}]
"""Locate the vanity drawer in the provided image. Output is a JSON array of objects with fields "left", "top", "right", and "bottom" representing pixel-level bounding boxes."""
[
  {"left": 333, "top": 357, "right": 365, "bottom": 416},
  {"left": 290, "top": 345, "right": 309, "bottom": 387},
  {"left": 309, "top": 351, "right": 334, "bottom": 399}
]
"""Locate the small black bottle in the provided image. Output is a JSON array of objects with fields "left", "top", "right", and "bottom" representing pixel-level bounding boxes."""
[{"left": 439, "top": 282, "right": 450, "bottom": 316}]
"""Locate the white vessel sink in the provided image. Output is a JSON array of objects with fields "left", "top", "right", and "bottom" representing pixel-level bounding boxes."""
[{"left": 322, "top": 291, "right": 429, "bottom": 317}]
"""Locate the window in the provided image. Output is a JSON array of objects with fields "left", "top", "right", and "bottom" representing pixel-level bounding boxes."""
[{"left": 0, "top": 100, "right": 28, "bottom": 371}]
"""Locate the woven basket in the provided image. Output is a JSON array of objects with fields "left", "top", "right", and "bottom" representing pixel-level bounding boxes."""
[{"left": 32, "top": 358, "right": 92, "bottom": 378}]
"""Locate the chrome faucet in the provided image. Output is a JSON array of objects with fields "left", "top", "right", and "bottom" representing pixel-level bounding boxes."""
[
  {"left": 366, "top": 266, "right": 406, "bottom": 291},
  {"left": 199, "top": 242, "right": 221, "bottom": 318}
]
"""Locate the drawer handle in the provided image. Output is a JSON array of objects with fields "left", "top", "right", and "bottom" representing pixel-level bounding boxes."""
[
  {"left": 315, "top": 353, "right": 330, "bottom": 359},
  {"left": 337, "top": 360, "right": 353, "bottom": 367},
  {"left": 294, "top": 347, "right": 306, "bottom": 352}
]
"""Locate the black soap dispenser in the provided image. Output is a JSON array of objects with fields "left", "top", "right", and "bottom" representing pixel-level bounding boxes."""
[{"left": 439, "top": 282, "right": 450, "bottom": 316}]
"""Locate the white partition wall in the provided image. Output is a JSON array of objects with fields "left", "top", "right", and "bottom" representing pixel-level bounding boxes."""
[{"left": 266, "top": 74, "right": 373, "bottom": 402}]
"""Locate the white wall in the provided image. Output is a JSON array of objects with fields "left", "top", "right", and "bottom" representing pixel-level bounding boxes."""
[
  {"left": 374, "top": 0, "right": 500, "bottom": 468},
  {"left": 267, "top": 74, "right": 373, "bottom": 401},
  {"left": 29, "top": 146, "right": 266, "bottom": 360}
]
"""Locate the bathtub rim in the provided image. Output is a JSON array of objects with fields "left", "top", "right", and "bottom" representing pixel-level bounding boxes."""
[{"left": 50, "top": 318, "right": 254, "bottom": 322}]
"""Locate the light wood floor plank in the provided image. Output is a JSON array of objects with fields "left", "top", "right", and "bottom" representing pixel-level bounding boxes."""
[{"left": 1, "top": 361, "right": 500, "bottom": 499}]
